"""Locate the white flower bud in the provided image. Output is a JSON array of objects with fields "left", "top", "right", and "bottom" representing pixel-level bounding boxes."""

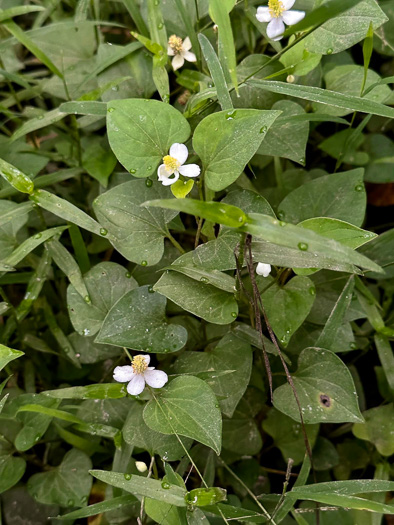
[
  {"left": 135, "top": 461, "right": 148, "bottom": 473},
  {"left": 256, "top": 262, "right": 271, "bottom": 277}
]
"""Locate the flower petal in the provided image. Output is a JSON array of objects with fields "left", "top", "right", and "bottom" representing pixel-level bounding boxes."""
[
  {"left": 256, "top": 262, "right": 272, "bottom": 277},
  {"left": 282, "top": 0, "right": 296, "bottom": 10},
  {"left": 144, "top": 369, "right": 168, "bottom": 389},
  {"left": 169, "top": 143, "right": 189, "bottom": 165},
  {"left": 172, "top": 54, "right": 184, "bottom": 71},
  {"left": 267, "top": 17, "right": 285, "bottom": 39},
  {"left": 158, "top": 164, "right": 169, "bottom": 180},
  {"left": 161, "top": 171, "right": 180, "bottom": 186},
  {"left": 182, "top": 50, "right": 197, "bottom": 63},
  {"left": 282, "top": 9, "right": 305, "bottom": 25},
  {"left": 178, "top": 164, "right": 201, "bottom": 178},
  {"left": 127, "top": 375, "right": 146, "bottom": 396},
  {"left": 167, "top": 46, "right": 175, "bottom": 56},
  {"left": 183, "top": 36, "right": 192, "bottom": 51},
  {"left": 256, "top": 6, "right": 272, "bottom": 22},
  {"left": 113, "top": 365, "right": 135, "bottom": 383}
]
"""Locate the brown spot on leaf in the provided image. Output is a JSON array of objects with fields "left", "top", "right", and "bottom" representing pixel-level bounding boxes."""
[{"left": 320, "top": 394, "right": 331, "bottom": 408}]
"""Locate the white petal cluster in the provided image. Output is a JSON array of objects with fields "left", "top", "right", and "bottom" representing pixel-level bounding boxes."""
[
  {"left": 256, "top": 0, "right": 305, "bottom": 41},
  {"left": 157, "top": 143, "right": 200, "bottom": 186},
  {"left": 256, "top": 262, "right": 272, "bottom": 277},
  {"left": 168, "top": 35, "right": 196, "bottom": 71},
  {"left": 113, "top": 354, "right": 168, "bottom": 396}
]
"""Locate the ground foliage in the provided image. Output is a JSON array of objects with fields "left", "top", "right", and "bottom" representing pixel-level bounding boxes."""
[{"left": 0, "top": 0, "right": 394, "bottom": 524}]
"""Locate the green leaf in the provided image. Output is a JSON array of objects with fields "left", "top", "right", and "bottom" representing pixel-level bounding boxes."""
[
  {"left": 198, "top": 34, "right": 232, "bottom": 111},
  {"left": 15, "top": 396, "right": 60, "bottom": 452},
  {"left": 375, "top": 334, "right": 394, "bottom": 394},
  {"left": 0, "top": 158, "right": 34, "bottom": 194},
  {"left": 68, "top": 332, "right": 121, "bottom": 364},
  {"left": 30, "top": 189, "right": 106, "bottom": 237},
  {"left": 11, "top": 108, "right": 67, "bottom": 141},
  {"left": 44, "top": 383, "right": 127, "bottom": 400},
  {"left": 261, "top": 275, "right": 316, "bottom": 347},
  {"left": 364, "top": 134, "right": 394, "bottom": 183},
  {"left": 123, "top": 402, "right": 193, "bottom": 461},
  {"left": 257, "top": 100, "right": 309, "bottom": 164},
  {"left": 316, "top": 276, "right": 355, "bottom": 349},
  {"left": 106, "top": 99, "right": 190, "bottom": 177},
  {"left": 67, "top": 262, "right": 138, "bottom": 337},
  {"left": 96, "top": 285, "right": 188, "bottom": 353},
  {"left": 144, "top": 198, "right": 246, "bottom": 228},
  {"left": 93, "top": 180, "right": 180, "bottom": 266},
  {"left": 247, "top": 80, "right": 394, "bottom": 119},
  {"left": 58, "top": 100, "right": 107, "bottom": 116},
  {"left": 172, "top": 333, "right": 252, "bottom": 417},
  {"left": 171, "top": 178, "right": 194, "bottom": 198},
  {"left": 56, "top": 495, "right": 137, "bottom": 521},
  {"left": 185, "top": 487, "right": 227, "bottom": 507},
  {"left": 359, "top": 227, "right": 394, "bottom": 280},
  {"left": 273, "top": 347, "right": 364, "bottom": 424},
  {"left": 298, "top": 218, "right": 376, "bottom": 249},
  {"left": 262, "top": 408, "right": 319, "bottom": 465},
  {"left": 374, "top": 1, "right": 394, "bottom": 56},
  {"left": 0, "top": 456, "right": 26, "bottom": 495},
  {"left": 0, "top": 6, "right": 45, "bottom": 22},
  {"left": 353, "top": 404, "right": 394, "bottom": 456},
  {"left": 0, "top": 344, "right": 24, "bottom": 371},
  {"left": 153, "top": 271, "right": 238, "bottom": 325},
  {"left": 27, "top": 449, "right": 92, "bottom": 507},
  {"left": 143, "top": 375, "right": 222, "bottom": 454},
  {"left": 304, "top": 0, "right": 388, "bottom": 55},
  {"left": 278, "top": 169, "right": 366, "bottom": 226},
  {"left": 90, "top": 470, "right": 187, "bottom": 506},
  {"left": 193, "top": 109, "right": 281, "bottom": 191},
  {"left": 209, "top": 0, "right": 238, "bottom": 94},
  {"left": 46, "top": 239, "right": 88, "bottom": 299},
  {"left": 145, "top": 498, "right": 185, "bottom": 525},
  {"left": 222, "top": 410, "right": 263, "bottom": 456}
]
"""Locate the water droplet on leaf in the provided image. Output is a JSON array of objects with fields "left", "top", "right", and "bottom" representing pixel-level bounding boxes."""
[
  {"left": 298, "top": 242, "right": 308, "bottom": 251},
  {"left": 100, "top": 228, "right": 108, "bottom": 236}
]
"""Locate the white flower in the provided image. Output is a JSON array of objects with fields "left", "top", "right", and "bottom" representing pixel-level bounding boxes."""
[
  {"left": 167, "top": 35, "right": 196, "bottom": 71},
  {"left": 256, "top": 262, "right": 272, "bottom": 277},
  {"left": 113, "top": 354, "right": 168, "bottom": 396},
  {"left": 157, "top": 143, "right": 200, "bottom": 186},
  {"left": 256, "top": 0, "right": 305, "bottom": 41}
]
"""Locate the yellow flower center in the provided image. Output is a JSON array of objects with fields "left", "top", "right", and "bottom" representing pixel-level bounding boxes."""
[
  {"left": 268, "top": 0, "right": 285, "bottom": 17},
  {"left": 132, "top": 355, "right": 148, "bottom": 374},
  {"left": 168, "top": 35, "right": 183, "bottom": 54},
  {"left": 163, "top": 155, "right": 181, "bottom": 174}
]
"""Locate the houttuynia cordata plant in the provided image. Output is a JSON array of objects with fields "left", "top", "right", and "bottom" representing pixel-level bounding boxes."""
[{"left": 0, "top": 0, "right": 394, "bottom": 523}]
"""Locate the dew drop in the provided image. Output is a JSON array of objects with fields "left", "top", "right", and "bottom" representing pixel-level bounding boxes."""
[
  {"left": 161, "top": 481, "right": 170, "bottom": 489},
  {"left": 147, "top": 165, "right": 152, "bottom": 171},
  {"left": 34, "top": 233, "right": 42, "bottom": 239},
  {"left": 157, "top": 23, "right": 163, "bottom": 29},
  {"left": 100, "top": 228, "right": 108, "bottom": 236},
  {"left": 107, "top": 107, "right": 115, "bottom": 112},
  {"left": 260, "top": 125, "right": 267, "bottom": 134},
  {"left": 355, "top": 184, "right": 364, "bottom": 192},
  {"left": 309, "top": 287, "right": 316, "bottom": 295},
  {"left": 67, "top": 499, "right": 74, "bottom": 506},
  {"left": 154, "top": 0, "right": 160, "bottom": 5},
  {"left": 298, "top": 242, "right": 308, "bottom": 251},
  {"left": 38, "top": 115, "right": 44, "bottom": 120},
  {"left": 124, "top": 473, "right": 132, "bottom": 480},
  {"left": 277, "top": 211, "right": 285, "bottom": 220},
  {"left": 125, "top": 272, "right": 132, "bottom": 278},
  {"left": 350, "top": 342, "right": 358, "bottom": 350},
  {"left": 35, "top": 434, "right": 41, "bottom": 442},
  {"left": 145, "top": 178, "right": 153, "bottom": 187},
  {"left": 130, "top": 168, "right": 136, "bottom": 174},
  {"left": 225, "top": 109, "right": 236, "bottom": 120},
  {"left": 231, "top": 312, "right": 237, "bottom": 318},
  {"left": 84, "top": 295, "right": 91, "bottom": 303},
  {"left": 200, "top": 276, "right": 209, "bottom": 284},
  {"left": 148, "top": 286, "right": 154, "bottom": 293},
  {"left": 141, "top": 260, "right": 148, "bottom": 266},
  {"left": 326, "top": 48, "right": 333, "bottom": 55}
]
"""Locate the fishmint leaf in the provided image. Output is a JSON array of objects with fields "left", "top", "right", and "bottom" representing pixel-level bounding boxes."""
[
  {"left": 143, "top": 375, "right": 222, "bottom": 454},
  {"left": 44, "top": 383, "right": 127, "bottom": 400},
  {"left": 278, "top": 170, "right": 366, "bottom": 226},
  {"left": 153, "top": 271, "right": 238, "bottom": 325},
  {"left": 106, "top": 98, "right": 190, "bottom": 177},
  {"left": 374, "top": 1, "right": 394, "bottom": 56},
  {"left": 222, "top": 413, "right": 263, "bottom": 456},
  {"left": 257, "top": 100, "right": 309, "bottom": 164},
  {"left": 27, "top": 449, "right": 92, "bottom": 507},
  {"left": 364, "top": 134, "right": 394, "bottom": 183},
  {"left": 0, "top": 158, "right": 34, "bottom": 194},
  {"left": 298, "top": 218, "right": 377, "bottom": 250},
  {"left": 193, "top": 230, "right": 241, "bottom": 271},
  {"left": 304, "top": 0, "right": 388, "bottom": 55},
  {"left": 67, "top": 262, "right": 138, "bottom": 337},
  {"left": 262, "top": 408, "right": 319, "bottom": 465},
  {"left": 359, "top": 228, "right": 394, "bottom": 280},
  {"left": 0, "top": 344, "right": 24, "bottom": 371},
  {"left": 0, "top": 456, "right": 26, "bottom": 494},
  {"left": 90, "top": 470, "right": 187, "bottom": 506},
  {"left": 261, "top": 275, "right": 316, "bottom": 347},
  {"left": 145, "top": 498, "right": 185, "bottom": 525},
  {"left": 172, "top": 333, "right": 253, "bottom": 417},
  {"left": 273, "top": 347, "right": 364, "bottom": 424},
  {"left": 93, "top": 180, "right": 179, "bottom": 266},
  {"left": 352, "top": 404, "right": 394, "bottom": 456},
  {"left": 68, "top": 332, "right": 121, "bottom": 364},
  {"left": 55, "top": 495, "right": 137, "bottom": 521},
  {"left": 193, "top": 108, "right": 281, "bottom": 191},
  {"left": 96, "top": 285, "right": 188, "bottom": 353},
  {"left": 123, "top": 402, "right": 192, "bottom": 461}
]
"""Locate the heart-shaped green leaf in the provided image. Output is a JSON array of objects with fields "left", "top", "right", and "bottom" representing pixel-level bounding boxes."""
[
  {"left": 107, "top": 98, "right": 191, "bottom": 177},
  {"left": 96, "top": 286, "right": 188, "bottom": 353}
]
